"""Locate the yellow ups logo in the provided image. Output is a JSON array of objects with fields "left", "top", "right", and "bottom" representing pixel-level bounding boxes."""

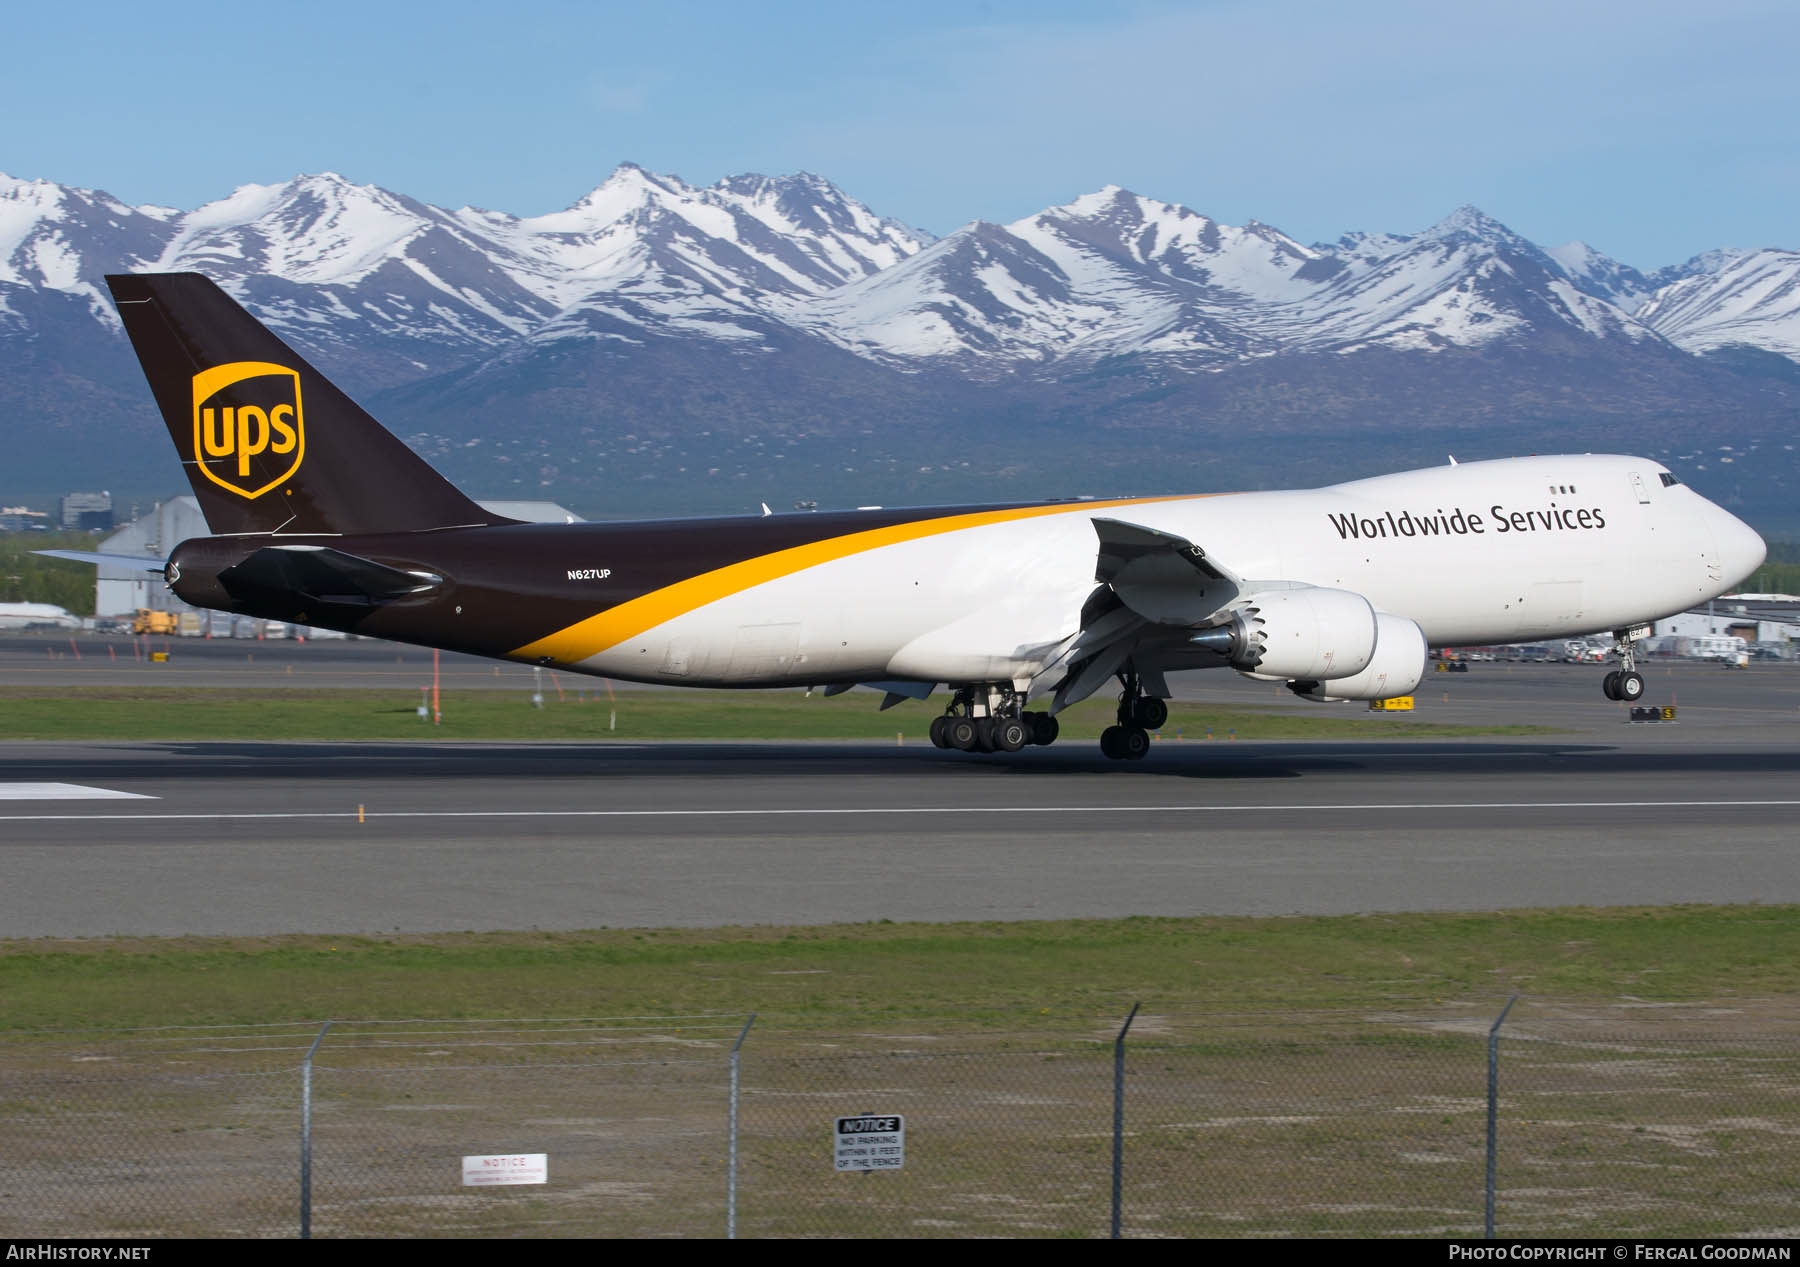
[{"left": 190, "top": 362, "right": 305, "bottom": 499}]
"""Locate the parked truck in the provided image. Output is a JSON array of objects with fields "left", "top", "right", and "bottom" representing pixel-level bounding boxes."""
[
  {"left": 1674, "top": 634, "right": 1747, "bottom": 661},
  {"left": 131, "top": 608, "right": 177, "bottom": 636}
]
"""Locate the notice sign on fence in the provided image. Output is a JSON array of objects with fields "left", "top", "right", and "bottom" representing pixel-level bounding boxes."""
[
  {"left": 462, "top": 1153, "right": 548, "bottom": 1186},
  {"left": 834, "top": 1115, "right": 904, "bottom": 1171}
]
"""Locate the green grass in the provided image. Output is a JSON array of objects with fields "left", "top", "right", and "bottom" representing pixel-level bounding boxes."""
[
  {"left": 5, "top": 910, "right": 1793, "bottom": 1239},
  {"left": 2, "top": 906, "right": 1793, "bottom": 1032},
  {"left": 0, "top": 685, "right": 1555, "bottom": 741}
]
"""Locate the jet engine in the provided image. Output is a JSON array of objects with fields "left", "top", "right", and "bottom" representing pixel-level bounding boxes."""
[
  {"left": 1287, "top": 613, "right": 1428, "bottom": 701},
  {"left": 1190, "top": 586, "right": 1378, "bottom": 681}
]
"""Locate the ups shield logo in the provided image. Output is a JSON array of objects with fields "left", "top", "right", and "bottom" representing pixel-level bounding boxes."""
[{"left": 190, "top": 361, "right": 305, "bottom": 499}]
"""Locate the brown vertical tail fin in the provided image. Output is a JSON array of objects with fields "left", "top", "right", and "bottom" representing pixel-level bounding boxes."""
[{"left": 105, "top": 272, "right": 509, "bottom": 536}]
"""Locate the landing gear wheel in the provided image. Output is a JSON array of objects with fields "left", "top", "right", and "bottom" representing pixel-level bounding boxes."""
[
  {"left": 1603, "top": 671, "right": 1622, "bottom": 701},
  {"left": 947, "top": 717, "right": 979, "bottom": 751},
  {"left": 1112, "top": 667, "right": 1166, "bottom": 741},
  {"left": 1101, "top": 725, "right": 1150, "bottom": 760},
  {"left": 992, "top": 718, "right": 1029, "bottom": 752},
  {"left": 1028, "top": 713, "right": 1059, "bottom": 746},
  {"left": 1130, "top": 698, "right": 1168, "bottom": 729},
  {"left": 1616, "top": 671, "right": 1645, "bottom": 702},
  {"left": 929, "top": 716, "right": 951, "bottom": 748}
]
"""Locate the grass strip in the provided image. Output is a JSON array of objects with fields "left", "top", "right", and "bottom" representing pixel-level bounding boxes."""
[
  {"left": 0, "top": 686, "right": 1554, "bottom": 741},
  {"left": 1, "top": 906, "right": 1792, "bottom": 1032}
]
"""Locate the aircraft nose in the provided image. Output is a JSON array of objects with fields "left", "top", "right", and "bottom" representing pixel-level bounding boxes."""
[{"left": 1711, "top": 505, "right": 1766, "bottom": 590}]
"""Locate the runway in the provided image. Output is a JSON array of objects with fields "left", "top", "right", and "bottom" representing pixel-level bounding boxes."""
[
  {"left": 3, "top": 734, "right": 1798, "bottom": 936},
  {"left": 5, "top": 634, "right": 1797, "bottom": 936}
]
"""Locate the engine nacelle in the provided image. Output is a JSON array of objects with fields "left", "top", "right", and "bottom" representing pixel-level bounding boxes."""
[
  {"left": 1204, "top": 586, "right": 1378, "bottom": 681},
  {"left": 1289, "top": 614, "right": 1428, "bottom": 701}
]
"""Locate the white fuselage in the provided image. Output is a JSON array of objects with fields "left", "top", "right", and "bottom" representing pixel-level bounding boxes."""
[{"left": 566, "top": 455, "right": 1764, "bottom": 695}]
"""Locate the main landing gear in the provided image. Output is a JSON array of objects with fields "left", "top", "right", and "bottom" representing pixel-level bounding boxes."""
[
  {"left": 1099, "top": 670, "right": 1167, "bottom": 762},
  {"left": 926, "top": 672, "right": 1171, "bottom": 760},
  {"left": 928, "top": 686, "right": 1059, "bottom": 752},
  {"left": 1603, "top": 626, "right": 1647, "bottom": 702}
]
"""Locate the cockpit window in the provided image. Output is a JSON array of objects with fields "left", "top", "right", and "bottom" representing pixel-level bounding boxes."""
[{"left": 1660, "top": 472, "right": 1681, "bottom": 487}]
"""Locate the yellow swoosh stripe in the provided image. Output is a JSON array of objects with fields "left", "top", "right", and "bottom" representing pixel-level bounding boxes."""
[{"left": 510, "top": 494, "right": 1213, "bottom": 664}]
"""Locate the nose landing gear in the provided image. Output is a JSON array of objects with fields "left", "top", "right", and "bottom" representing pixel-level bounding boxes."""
[{"left": 1602, "top": 625, "right": 1650, "bottom": 702}]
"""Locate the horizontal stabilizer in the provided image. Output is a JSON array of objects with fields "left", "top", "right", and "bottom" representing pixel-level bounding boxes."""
[
  {"left": 218, "top": 545, "right": 443, "bottom": 609},
  {"left": 34, "top": 550, "right": 167, "bottom": 572}
]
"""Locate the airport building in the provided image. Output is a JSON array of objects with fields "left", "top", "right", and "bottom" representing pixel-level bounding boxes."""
[
  {"left": 95, "top": 496, "right": 582, "bottom": 619},
  {"left": 0, "top": 506, "right": 52, "bottom": 532},
  {"left": 1653, "top": 596, "right": 1800, "bottom": 645},
  {"left": 59, "top": 491, "right": 113, "bottom": 531}
]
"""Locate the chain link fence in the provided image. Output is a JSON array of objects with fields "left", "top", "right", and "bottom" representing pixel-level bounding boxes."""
[{"left": 0, "top": 1003, "right": 1794, "bottom": 1238}]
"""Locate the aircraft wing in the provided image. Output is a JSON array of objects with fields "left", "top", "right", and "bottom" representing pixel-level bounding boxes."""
[
  {"left": 1034, "top": 519, "right": 1252, "bottom": 713},
  {"left": 1090, "top": 517, "right": 1242, "bottom": 625}
]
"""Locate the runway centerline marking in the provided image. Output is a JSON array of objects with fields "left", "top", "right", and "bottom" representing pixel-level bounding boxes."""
[
  {"left": 2, "top": 798, "right": 1798, "bottom": 822},
  {"left": 0, "top": 783, "right": 155, "bottom": 801}
]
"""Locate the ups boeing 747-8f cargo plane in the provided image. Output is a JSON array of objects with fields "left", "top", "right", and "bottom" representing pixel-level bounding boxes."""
[{"left": 50, "top": 273, "right": 1766, "bottom": 759}]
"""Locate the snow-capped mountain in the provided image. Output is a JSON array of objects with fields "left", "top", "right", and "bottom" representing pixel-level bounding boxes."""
[
  {"left": 1273, "top": 205, "right": 1663, "bottom": 353},
  {"left": 1545, "top": 240, "right": 1655, "bottom": 313},
  {"left": 5, "top": 163, "right": 1799, "bottom": 521},
  {"left": 500, "top": 163, "right": 932, "bottom": 350},
  {"left": 799, "top": 197, "right": 1677, "bottom": 374},
  {"left": 0, "top": 174, "right": 176, "bottom": 323},
  {"left": 1636, "top": 247, "right": 1800, "bottom": 362},
  {"left": 2, "top": 171, "right": 546, "bottom": 387},
  {"left": 7, "top": 165, "right": 1800, "bottom": 379},
  {"left": 0, "top": 164, "right": 934, "bottom": 388},
  {"left": 797, "top": 188, "right": 1321, "bottom": 373}
]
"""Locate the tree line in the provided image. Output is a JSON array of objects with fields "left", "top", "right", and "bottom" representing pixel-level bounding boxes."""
[{"left": 0, "top": 532, "right": 99, "bottom": 615}]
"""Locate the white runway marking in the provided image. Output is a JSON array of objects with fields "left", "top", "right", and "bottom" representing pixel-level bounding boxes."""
[
  {"left": 0, "top": 783, "right": 154, "bottom": 801},
  {"left": 0, "top": 798, "right": 1796, "bottom": 822}
]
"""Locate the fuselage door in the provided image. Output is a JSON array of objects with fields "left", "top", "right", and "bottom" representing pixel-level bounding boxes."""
[{"left": 1629, "top": 471, "right": 1651, "bottom": 504}]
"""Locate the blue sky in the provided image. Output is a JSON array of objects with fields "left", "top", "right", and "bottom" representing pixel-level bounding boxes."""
[{"left": 6, "top": 0, "right": 1794, "bottom": 269}]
